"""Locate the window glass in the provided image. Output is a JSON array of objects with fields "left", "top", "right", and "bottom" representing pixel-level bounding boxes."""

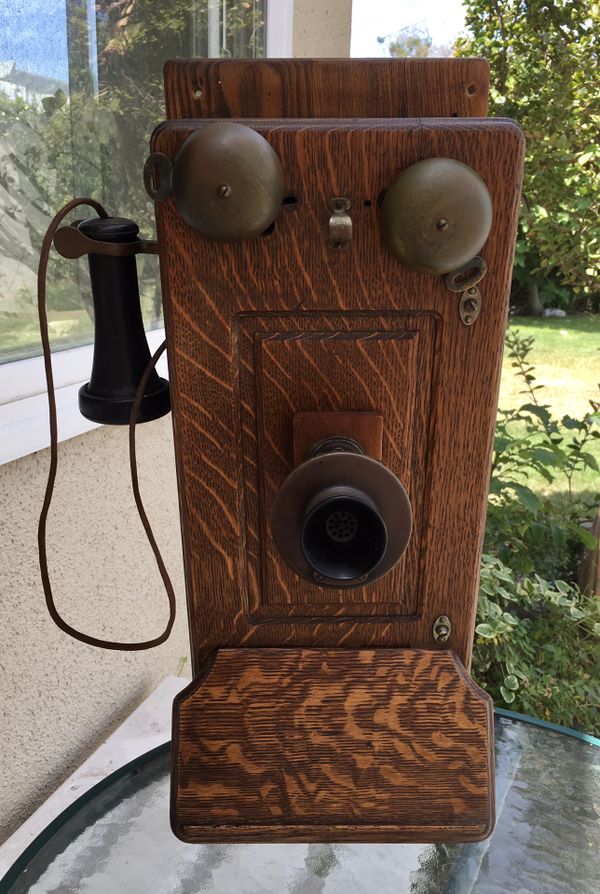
[{"left": 0, "top": 0, "right": 265, "bottom": 364}]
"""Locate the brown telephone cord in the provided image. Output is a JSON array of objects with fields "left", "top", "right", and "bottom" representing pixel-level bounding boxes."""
[{"left": 38, "top": 198, "right": 176, "bottom": 650}]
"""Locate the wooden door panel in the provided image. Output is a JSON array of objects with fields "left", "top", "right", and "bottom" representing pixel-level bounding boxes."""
[{"left": 152, "top": 117, "right": 524, "bottom": 671}]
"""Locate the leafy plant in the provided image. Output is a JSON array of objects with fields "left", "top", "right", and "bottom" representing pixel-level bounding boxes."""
[
  {"left": 456, "top": 1, "right": 600, "bottom": 312},
  {"left": 473, "top": 554, "right": 600, "bottom": 734},
  {"left": 488, "top": 328, "right": 599, "bottom": 578},
  {"left": 477, "top": 328, "right": 600, "bottom": 732}
]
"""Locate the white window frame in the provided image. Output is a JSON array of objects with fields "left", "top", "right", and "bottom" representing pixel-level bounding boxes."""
[
  {"left": 266, "top": 0, "right": 294, "bottom": 57},
  {"left": 0, "top": 0, "right": 294, "bottom": 466},
  {"left": 0, "top": 330, "right": 169, "bottom": 465}
]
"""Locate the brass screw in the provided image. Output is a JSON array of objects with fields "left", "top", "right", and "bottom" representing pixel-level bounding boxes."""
[
  {"left": 433, "top": 614, "right": 451, "bottom": 643},
  {"left": 437, "top": 218, "right": 449, "bottom": 231},
  {"left": 463, "top": 298, "right": 478, "bottom": 313},
  {"left": 329, "top": 197, "right": 351, "bottom": 212},
  {"left": 217, "top": 183, "right": 232, "bottom": 198}
]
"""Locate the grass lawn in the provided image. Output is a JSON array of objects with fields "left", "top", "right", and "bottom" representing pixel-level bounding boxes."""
[{"left": 498, "top": 315, "right": 600, "bottom": 497}]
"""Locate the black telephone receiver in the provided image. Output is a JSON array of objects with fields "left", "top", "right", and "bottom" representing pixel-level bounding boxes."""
[{"left": 64, "top": 217, "right": 170, "bottom": 426}]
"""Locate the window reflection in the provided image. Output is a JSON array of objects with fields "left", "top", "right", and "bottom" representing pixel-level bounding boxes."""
[{"left": 0, "top": 0, "right": 265, "bottom": 363}]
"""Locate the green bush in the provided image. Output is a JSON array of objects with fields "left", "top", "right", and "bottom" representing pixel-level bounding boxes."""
[
  {"left": 487, "top": 328, "right": 599, "bottom": 580},
  {"left": 485, "top": 494, "right": 595, "bottom": 581},
  {"left": 474, "top": 328, "right": 600, "bottom": 733},
  {"left": 473, "top": 555, "right": 600, "bottom": 735}
]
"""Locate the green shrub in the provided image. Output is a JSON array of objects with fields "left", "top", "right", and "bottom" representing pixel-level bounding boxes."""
[
  {"left": 473, "top": 555, "right": 600, "bottom": 735},
  {"left": 485, "top": 493, "right": 595, "bottom": 581},
  {"left": 476, "top": 327, "right": 600, "bottom": 733},
  {"left": 487, "top": 328, "right": 599, "bottom": 581}
]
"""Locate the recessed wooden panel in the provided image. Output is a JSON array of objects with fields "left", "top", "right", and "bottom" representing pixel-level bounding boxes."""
[
  {"left": 164, "top": 58, "right": 490, "bottom": 120},
  {"left": 236, "top": 313, "right": 438, "bottom": 618},
  {"left": 172, "top": 647, "right": 495, "bottom": 843}
]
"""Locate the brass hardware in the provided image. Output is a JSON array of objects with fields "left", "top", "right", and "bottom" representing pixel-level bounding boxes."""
[
  {"left": 313, "top": 569, "right": 369, "bottom": 587},
  {"left": 328, "top": 197, "right": 353, "bottom": 250},
  {"left": 380, "top": 158, "right": 493, "bottom": 274},
  {"left": 309, "top": 436, "right": 365, "bottom": 458},
  {"left": 143, "top": 152, "right": 172, "bottom": 201},
  {"left": 53, "top": 221, "right": 158, "bottom": 260},
  {"left": 444, "top": 256, "right": 487, "bottom": 327},
  {"left": 145, "top": 122, "right": 285, "bottom": 242},
  {"left": 445, "top": 256, "right": 488, "bottom": 292},
  {"left": 271, "top": 436, "right": 412, "bottom": 588},
  {"left": 459, "top": 287, "right": 482, "bottom": 326},
  {"left": 433, "top": 615, "right": 452, "bottom": 644}
]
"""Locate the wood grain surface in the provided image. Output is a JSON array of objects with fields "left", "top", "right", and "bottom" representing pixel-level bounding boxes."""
[
  {"left": 153, "top": 116, "right": 524, "bottom": 671},
  {"left": 238, "top": 311, "right": 435, "bottom": 617},
  {"left": 164, "top": 58, "right": 490, "bottom": 120},
  {"left": 292, "top": 412, "right": 384, "bottom": 465},
  {"left": 157, "top": 60, "right": 519, "bottom": 846},
  {"left": 171, "top": 647, "right": 495, "bottom": 843}
]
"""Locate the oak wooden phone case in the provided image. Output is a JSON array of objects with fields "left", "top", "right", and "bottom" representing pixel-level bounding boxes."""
[{"left": 150, "top": 59, "right": 524, "bottom": 843}]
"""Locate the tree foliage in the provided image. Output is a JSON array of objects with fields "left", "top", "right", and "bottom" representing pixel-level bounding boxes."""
[
  {"left": 387, "top": 26, "right": 452, "bottom": 59},
  {"left": 456, "top": 1, "right": 600, "bottom": 309},
  {"left": 487, "top": 328, "right": 599, "bottom": 581},
  {"left": 388, "top": 27, "right": 432, "bottom": 58},
  {"left": 95, "top": 0, "right": 264, "bottom": 226},
  {"left": 0, "top": 1, "right": 264, "bottom": 348},
  {"left": 476, "top": 328, "right": 600, "bottom": 731}
]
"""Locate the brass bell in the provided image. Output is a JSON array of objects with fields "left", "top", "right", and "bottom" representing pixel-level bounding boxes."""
[
  {"left": 166, "top": 122, "right": 284, "bottom": 241},
  {"left": 381, "top": 158, "right": 493, "bottom": 274}
]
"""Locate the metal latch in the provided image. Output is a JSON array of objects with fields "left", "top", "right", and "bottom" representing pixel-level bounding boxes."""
[
  {"left": 328, "top": 197, "right": 352, "bottom": 250},
  {"left": 445, "top": 256, "right": 487, "bottom": 326}
]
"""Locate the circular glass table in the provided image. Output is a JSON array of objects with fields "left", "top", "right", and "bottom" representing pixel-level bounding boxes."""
[{"left": 2, "top": 711, "right": 599, "bottom": 894}]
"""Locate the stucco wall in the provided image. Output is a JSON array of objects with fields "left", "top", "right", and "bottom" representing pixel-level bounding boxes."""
[
  {"left": 0, "top": 0, "right": 353, "bottom": 845},
  {"left": 293, "top": 0, "right": 353, "bottom": 57},
  {"left": 0, "top": 419, "right": 189, "bottom": 842}
]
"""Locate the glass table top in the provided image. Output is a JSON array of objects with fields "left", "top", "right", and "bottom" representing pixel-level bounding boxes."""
[{"left": 2, "top": 713, "right": 599, "bottom": 894}]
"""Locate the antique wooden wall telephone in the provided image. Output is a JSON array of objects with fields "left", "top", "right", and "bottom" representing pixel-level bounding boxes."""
[{"left": 38, "top": 59, "right": 524, "bottom": 843}]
